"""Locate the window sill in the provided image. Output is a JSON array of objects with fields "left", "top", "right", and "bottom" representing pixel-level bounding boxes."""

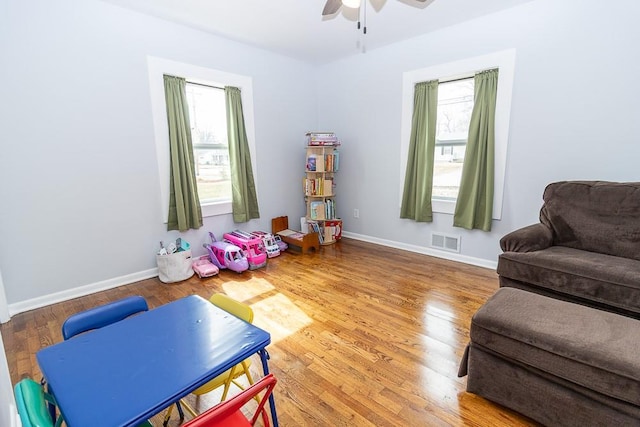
[
  {"left": 202, "top": 201, "right": 232, "bottom": 218},
  {"left": 432, "top": 198, "right": 456, "bottom": 215}
]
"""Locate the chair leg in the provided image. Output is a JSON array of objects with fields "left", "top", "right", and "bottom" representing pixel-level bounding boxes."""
[
  {"left": 220, "top": 365, "right": 240, "bottom": 401},
  {"left": 163, "top": 401, "right": 187, "bottom": 427},
  {"left": 176, "top": 401, "right": 185, "bottom": 421},
  {"left": 222, "top": 362, "right": 255, "bottom": 402},
  {"left": 179, "top": 400, "right": 198, "bottom": 418},
  {"left": 162, "top": 404, "right": 174, "bottom": 427},
  {"left": 243, "top": 361, "right": 255, "bottom": 386}
]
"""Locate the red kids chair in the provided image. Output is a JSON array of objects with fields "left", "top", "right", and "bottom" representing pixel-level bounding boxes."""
[{"left": 180, "top": 374, "right": 278, "bottom": 427}]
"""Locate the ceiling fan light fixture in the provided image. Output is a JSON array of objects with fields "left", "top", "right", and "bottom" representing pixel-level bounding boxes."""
[{"left": 341, "top": 0, "right": 361, "bottom": 9}]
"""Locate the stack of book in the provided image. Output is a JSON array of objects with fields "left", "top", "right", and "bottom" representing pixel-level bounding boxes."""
[
  {"left": 324, "top": 151, "right": 339, "bottom": 172},
  {"left": 324, "top": 199, "right": 336, "bottom": 219},
  {"left": 306, "top": 131, "right": 340, "bottom": 146},
  {"left": 304, "top": 178, "right": 333, "bottom": 196}
]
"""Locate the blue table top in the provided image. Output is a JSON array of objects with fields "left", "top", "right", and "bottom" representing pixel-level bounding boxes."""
[{"left": 36, "top": 295, "right": 271, "bottom": 427}]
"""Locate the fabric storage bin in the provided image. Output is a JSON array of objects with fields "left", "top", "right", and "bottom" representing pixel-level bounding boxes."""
[{"left": 156, "top": 249, "right": 194, "bottom": 283}]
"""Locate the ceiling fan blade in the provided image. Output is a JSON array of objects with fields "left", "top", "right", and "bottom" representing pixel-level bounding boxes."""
[{"left": 323, "top": 0, "right": 343, "bottom": 16}]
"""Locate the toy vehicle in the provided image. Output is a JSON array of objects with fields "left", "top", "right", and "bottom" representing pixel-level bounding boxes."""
[
  {"left": 251, "top": 231, "right": 280, "bottom": 258},
  {"left": 192, "top": 255, "right": 219, "bottom": 278},
  {"left": 273, "top": 234, "right": 288, "bottom": 252},
  {"left": 203, "top": 232, "right": 249, "bottom": 273},
  {"left": 223, "top": 230, "right": 268, "bottom": 270}
]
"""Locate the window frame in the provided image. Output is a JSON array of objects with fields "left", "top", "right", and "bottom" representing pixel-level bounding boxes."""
[
  {"left": 399, "top": 49, "right": 516, "bottom": 219},
  {"left": 146, "top": 56, "right": 257, "bottom": 220}
]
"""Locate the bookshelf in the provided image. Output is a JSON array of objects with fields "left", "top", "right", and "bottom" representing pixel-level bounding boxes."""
[{"left": 304, "top": 132, "right": 342, "bottom": 245}]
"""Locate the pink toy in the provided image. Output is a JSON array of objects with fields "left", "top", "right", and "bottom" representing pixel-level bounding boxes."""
[
  {"left": 192, "top": 255, "right": 219, "bottom": 278},
  {"left": 203, "top": 232, "right": 249, "bottom": 273},
  {"left": 223, "top": 230, "right": 267, "bottom": 270},
  {"left": 251, "top": 231, "right": 280, "bottom": 258},
  {"left": 273, "top": 235, "right": 288, "bottom": 252}
]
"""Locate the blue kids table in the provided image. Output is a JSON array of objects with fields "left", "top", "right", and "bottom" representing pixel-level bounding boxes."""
[{"left": 36, "top": 295, "right": 278, "bottom": 427}]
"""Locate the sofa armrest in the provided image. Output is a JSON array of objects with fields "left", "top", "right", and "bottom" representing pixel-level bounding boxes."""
[{"left": 500, "top": 223, "right": 553, "bottom": 252}]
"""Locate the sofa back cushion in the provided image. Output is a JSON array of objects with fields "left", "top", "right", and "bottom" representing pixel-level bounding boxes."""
[{"left": 540, "top": 181, "right": 640, "bottom": 261}]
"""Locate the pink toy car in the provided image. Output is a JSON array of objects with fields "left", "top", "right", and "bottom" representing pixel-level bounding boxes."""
[{"left": 192, "top": 255, "right": 219, "bottom": 278}]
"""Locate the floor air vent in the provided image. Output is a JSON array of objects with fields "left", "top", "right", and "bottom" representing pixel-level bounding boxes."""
[{"left": 431, "top": 233, "right": 461, "bottom": 253}]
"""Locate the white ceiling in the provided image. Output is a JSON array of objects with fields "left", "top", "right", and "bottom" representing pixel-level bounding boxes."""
[{"left": 100, "top": 0, "right": 534, "bottom": 64}]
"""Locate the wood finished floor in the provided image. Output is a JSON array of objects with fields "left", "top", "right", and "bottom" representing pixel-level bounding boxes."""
[{"left": 2, "top": 238, "right": 538, "bottom": 426}]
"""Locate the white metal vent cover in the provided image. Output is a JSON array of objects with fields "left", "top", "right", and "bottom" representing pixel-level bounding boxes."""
[{"left": 431, "top": 232, "right": 461, "bottom": 253}]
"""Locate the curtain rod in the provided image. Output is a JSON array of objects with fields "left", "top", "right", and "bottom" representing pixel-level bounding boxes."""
[
  {"left": 186, "top": 80, "right": 224, "bottom": 90},
  {"left": 440, "top": 76, "right": 474, "bottom": 84}
]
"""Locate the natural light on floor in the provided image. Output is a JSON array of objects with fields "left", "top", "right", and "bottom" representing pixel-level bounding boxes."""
[
  {"left": 251, "top": 294, "right": 313, "bottom": 344},
  {"left": 221, "top": 277, "right": 313, "bottom": 344},
  {"left": 221, "top": 277, "right": 275, "bottom": 301}
]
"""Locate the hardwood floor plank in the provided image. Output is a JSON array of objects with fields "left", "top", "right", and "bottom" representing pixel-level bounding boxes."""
[{"left": 1, "top": 238, "right": 539, "bottom": 426}]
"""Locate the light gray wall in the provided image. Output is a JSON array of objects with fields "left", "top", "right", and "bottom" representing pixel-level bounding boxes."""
[
  {"left": 2, "top": 0, "right": 639, "bottom": 308},
  {"left": 0, "top": 0, "right": 316, "bottom": 305},
  {"left": 317, "top": 0, "right": 640, "bottom": 262}
]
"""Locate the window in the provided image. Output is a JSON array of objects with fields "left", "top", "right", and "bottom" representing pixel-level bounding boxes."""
[
  {"left": 433, "top": 77, "right": 474, "bottom": 200},
  {"left": 400, "top": 49, "right": 516, "bottom": 218},
  {"left": 147, "top": 56, "right": 257, "bottom": 220},
  {"left": 184, "top": 82, "right": 232, "bottom": 204}
]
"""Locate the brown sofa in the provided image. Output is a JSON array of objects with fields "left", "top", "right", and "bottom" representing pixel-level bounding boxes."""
[{"left": 497, "top": 181, "right": 640, "bottom": 319}]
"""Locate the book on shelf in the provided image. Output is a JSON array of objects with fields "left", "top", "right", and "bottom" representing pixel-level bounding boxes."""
[
  {"left": 306, "top": 155, "right": 317, "bottom": 171},
  {"left": 323, "top": 198, "right": 335, "bottom": 219},
  {"left": 307, "top": 220, "right": 324, "bottom": 244},
  {"left": 322, "top": 179, "right": 333, "bottom": 196},
  {"left": 326, "top": 151, "right": 340, "bottom": 172},
  {"left": 306, "top": 131, "right": 340, "bottom": 146},
  {"left": 309, "top": 201, "right": 326, "bottom": 220},
  {"left": 306, "top": 131, "right": 335, "bottom": 138},
  {"left": 305, "top": 177, "right": 332, "bottom": 196}
]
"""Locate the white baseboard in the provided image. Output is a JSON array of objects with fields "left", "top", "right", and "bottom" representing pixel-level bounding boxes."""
[
  {"left": 10, "top": 403, "right": 19, "bottom": 427},
  {"left": 8, "top": 268, "right": 159, "bottom": 317},
  {"left": 7, "top": 234, "right": 496, "bottom": 318},
  {"left": 341, "top": 232, "right": 498, "bottom": 270}
]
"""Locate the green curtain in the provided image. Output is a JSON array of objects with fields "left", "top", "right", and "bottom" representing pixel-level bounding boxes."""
[
  {"left": 163, "top": 75, "right": 203, "bottom": 231},
  {"left": 453, "top": 69, "right": 499, "bottom": 231},
  {"left": 225, "top": 86, "right": 260, "bottom": 223},
  {"left": 400, "top": 80, "right": 439, "bottom": 222}
]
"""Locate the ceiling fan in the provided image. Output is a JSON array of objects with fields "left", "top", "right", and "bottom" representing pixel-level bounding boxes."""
[{"left": 322, "top": 0, "right": 431, "bottom": 17}]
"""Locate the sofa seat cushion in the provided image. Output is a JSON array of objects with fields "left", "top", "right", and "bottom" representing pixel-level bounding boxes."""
[
  {"left": 470, "top": 288, "right": 640, "bottom": 406},
  {"left": 497, "top": 246, "right": 640, "bottom": 315}
]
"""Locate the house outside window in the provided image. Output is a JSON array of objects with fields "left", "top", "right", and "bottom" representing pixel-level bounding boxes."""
[
  {"left": 433, "top": 77, "right": 474, "bottom": 200},
  {"left": 185, "top": 82, "right": 232, "bottom": 204}
]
